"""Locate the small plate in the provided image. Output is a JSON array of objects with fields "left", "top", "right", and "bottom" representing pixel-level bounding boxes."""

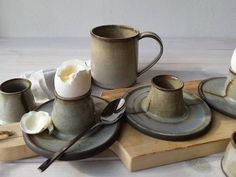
[
  {"left": 199, "top": 77, "right": 236, "bottom": 118},
  {"left": 125, "top": 85, "right": 212, "bottom": 141},
  {"left": 23, "top": 96, "right": 121, "bottom": 160}
]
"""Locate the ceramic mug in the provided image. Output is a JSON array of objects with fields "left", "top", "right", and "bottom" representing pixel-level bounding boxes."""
[
  {"left": 51, "top": 90, "right": 95, "bottom": 139},
  {"left": 91, "top": 25, "right": 163, "bottom": 89},
  {"left": 221, "top": 131, "right": 236, "bottom": 177},
  {"left": 0, "top": 78, "right": 36, "bottom": 124}
]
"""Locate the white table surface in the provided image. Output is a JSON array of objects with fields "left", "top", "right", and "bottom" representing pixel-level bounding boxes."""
[{"left": 0, "top": 37, "right": 236, "bottom": 177}]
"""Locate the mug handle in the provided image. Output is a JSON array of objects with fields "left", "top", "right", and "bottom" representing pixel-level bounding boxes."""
[{"left": 137, "top": 32, "right": 163, "bottom": 76}]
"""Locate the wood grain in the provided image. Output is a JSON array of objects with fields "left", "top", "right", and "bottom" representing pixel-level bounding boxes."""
[
  {"left": 0, "top": 123, "right": 37, "bottom": 161},
  {"left": 0, "top": 131, "right": 14, "bottom": 140}
]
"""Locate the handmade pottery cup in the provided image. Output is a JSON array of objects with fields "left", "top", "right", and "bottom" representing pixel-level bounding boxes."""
[
  {"left": 223, "top": 68, "right": 236, "bottom": 100},
  {"left": 221, "top": 131, "right": 236, "bottom": 177},
  {"left": 51, "top": 90, "right": 95, "bottom": 139},
  {"left": 91, "top": 25, "right": 163, "bottom": 89},
  {"left": 143, "top": 75, "right": 185, "bottom": 121},
  {"left": 0, "top": 78, "right": 36, "bottom": 124}
]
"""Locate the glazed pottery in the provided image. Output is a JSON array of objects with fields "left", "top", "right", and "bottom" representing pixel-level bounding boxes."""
[
  {"left": 199, "top": 68, "right": 236, "bottom": 118},
  {"left": 221, "top": 131, "right": 236, "bottom": 177},
  {"left": 224, "top": 68, "right": 236, "bottom": 99},
  {"left": 144, "top": 75, "right": 185, "bottom": 119},
  {"left": 0, "top": 78, "right": 35, "bottom": 124},
  {"left": 125, "top": 75, "right": 212, "bottom": 141},
  {"left": 23, "top": 98, "right": 121, "bottom": 160},
  {"left": 51, "top": 90, "right": 95, "bottom": 139},
  {"left": 91, "top": 25, "right": 163, "bottom": 89}
]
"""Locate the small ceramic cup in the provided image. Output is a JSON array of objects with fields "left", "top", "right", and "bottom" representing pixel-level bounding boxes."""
[
  {"left": 143, "top": 75, "right": 185, "bottom": 121},
  {"left": 223, "top": 68, "right": 236, "bottom": 100},
  {"left": 0, "top": 78, "right": 36, "bottom": 124},
  {"left": 51, "top": 90, "right": 95, "bottom": 139},
  {"left": 91, "top": 25, "right": 163, "bottom": 89},
  {"left": 221, "top": 131, "right": 236, "bottom": 177}
]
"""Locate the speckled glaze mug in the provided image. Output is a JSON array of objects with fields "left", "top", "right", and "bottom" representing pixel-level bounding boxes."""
[
  {"left": 0, "top": 78, "right": 36, "bottom": 124},
  {"left": 91, "top": 25, "right": 163, "bottom": 89}
]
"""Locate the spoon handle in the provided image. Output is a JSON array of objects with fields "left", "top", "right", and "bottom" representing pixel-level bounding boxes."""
[{"left": 38, "top": 123, "right": 102, "bottom": 172}]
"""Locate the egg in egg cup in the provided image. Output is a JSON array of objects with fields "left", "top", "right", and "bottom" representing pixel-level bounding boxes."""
[{"left": 51, "top": 60, "right": 95, "bottom": 139}]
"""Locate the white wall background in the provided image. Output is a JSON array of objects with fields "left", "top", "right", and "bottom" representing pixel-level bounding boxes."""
[{"left": 0, "top": 0, "right": 236, "bottom": 38}]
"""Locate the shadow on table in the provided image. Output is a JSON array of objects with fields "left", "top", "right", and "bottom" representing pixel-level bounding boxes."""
[
  {"left": 0, "top": 163, "right": 22, "bottom": 176},
  {"left": 68, "top": 160, "right": 127, "bottom": 176}
]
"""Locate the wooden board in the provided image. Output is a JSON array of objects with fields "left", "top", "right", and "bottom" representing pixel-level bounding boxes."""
[
  {"left": 1, "top": 80, "right": 236, "bottom": 172},
  {"left": 101, "top": 80, "right": 236, "bottom": 171},
  {"left": 0, "top": 123, "right": 37, "bottom": 161}
]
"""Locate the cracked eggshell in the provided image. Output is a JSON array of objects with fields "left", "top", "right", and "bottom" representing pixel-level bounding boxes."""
[
  {"left": 20, "top": 111, "right": 54, "bottom": 134},
  {"left": 54, "top": 59, "right": 91, "bottom": 98}
]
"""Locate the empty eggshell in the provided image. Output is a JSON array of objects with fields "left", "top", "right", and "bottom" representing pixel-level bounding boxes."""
[{"left": 20, "top": 111, "right": 54, "bottom": 135}]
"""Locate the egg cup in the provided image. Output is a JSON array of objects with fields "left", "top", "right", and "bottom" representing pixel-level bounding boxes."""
[
  {"left": 0, "top": 78, "right": 36, "bottom": 124},
  {"left": 221, "top": 131, "right": 236, "bottom": 177},
  {"left": 199, "top": 68, "right": 236, "bottom": 118},
  {"left": 125, "top": 75, "right": 212, "bottom": 141},
  {"left": 51, "top": 90, "right": 95, "bottom": 140}
]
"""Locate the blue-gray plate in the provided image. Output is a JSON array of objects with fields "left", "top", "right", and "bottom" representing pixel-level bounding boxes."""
[
  {"left": 23, "top": 96, "right": 121, "bottom": 161},
  {"left": 125, "top": 85, "right": 212, "bottom": 141}
]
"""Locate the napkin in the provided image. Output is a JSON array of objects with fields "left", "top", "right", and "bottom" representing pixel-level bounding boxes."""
[
  {"left": 20, "top": 69, "right": 56, "bottom": 105},
  {"left": 20, "top": 60, "right": 103, "bottom": 105}
]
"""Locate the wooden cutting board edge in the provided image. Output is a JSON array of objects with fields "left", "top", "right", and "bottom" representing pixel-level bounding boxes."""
[
  {"left": 112, "top": 139, "right": 228, "bottom": 171},
  {"left": 0, "top": 123, "right": 37, "bottom": 162}
]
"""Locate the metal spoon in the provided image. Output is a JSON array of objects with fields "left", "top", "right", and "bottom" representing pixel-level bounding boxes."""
[{"left": 38, "top": 98, "right": 126, "bottom": 172}]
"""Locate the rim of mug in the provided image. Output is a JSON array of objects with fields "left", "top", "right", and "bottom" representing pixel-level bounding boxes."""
[
  {"left": 54, "top": 89, "right": 91, "bottom": 101},
  {"left": 0, "top": 78, "right": 32, "bottom": 95},
  {"left": 151, "top": 75, "right": 184, "bottom": 92},
  {"left": 91, "top": 25, "right": 139, "bottom": 41},
  {"left": 231, "top": 131, "right": 236, "bottom": 149}
]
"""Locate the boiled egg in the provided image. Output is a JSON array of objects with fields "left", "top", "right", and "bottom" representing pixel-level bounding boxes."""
[
  {"left": 20, "top": 111, "right": 54, "bottom": 134},
  {"left": 54, "top": 59, "right": 91, "bottom": 98},
  {"left": 230, "top": 49, "right": 236, "bottom": 73}
]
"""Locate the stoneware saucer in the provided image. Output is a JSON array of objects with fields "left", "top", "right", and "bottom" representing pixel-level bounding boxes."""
[
  {"left": 199, "top": 77, "right": 236, "bottom": 118},
  {"left": 23, "top": 96, "right": 121, "bottom": 160},
  {"left": 125, "top": 85, "right": 212, "bottom": 141}
]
